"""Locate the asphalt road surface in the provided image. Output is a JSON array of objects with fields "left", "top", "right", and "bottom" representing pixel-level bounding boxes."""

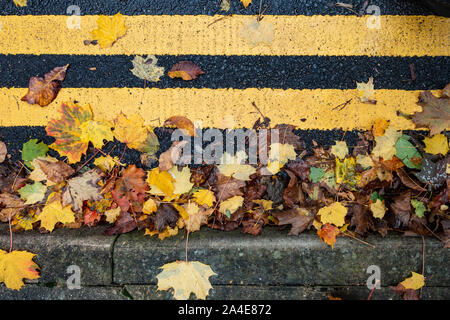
[{"left": 0, "top": 0, "right": 448, "bottom": 165}]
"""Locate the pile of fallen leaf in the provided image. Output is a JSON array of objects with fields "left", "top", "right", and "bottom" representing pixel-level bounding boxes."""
[
  {"left": 1, "top": 4, "right": 448, "bottom": 299},
  {"left": 0, "top": 85, "right": 449, "bottom": 298}
]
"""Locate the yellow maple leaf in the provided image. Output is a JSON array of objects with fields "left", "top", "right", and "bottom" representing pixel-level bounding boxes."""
[
  {"left": 90, "top": 12, "right": 127, "bottom": 48},
  {"left": 269, "top": 143, "right": 297, "bottom": 164},
  {"left": 219, "top": 196, "right": 244, "bottom": 216},
  {"left": 372, "top": 118, "right": 389, "bottom": 137},
  {"left": 94, "top": 155, "right": 122, "bottom": 172},
  {"left": 12, "top": 211, "right": 38, "bottom": 231},
  {"left": 156, "top": 261, "right": 216, "bottom": 300},
  {"left": 356, "top": 77, "right": 375, "bottom": 102},
  {"left": 400, "top": 272, "right": 425, "bottom": 290},
  {"left": 0, "top": 249, "right": 40, "bottom": 290},
  {"left": 104, "top": 207, "right": 121, "bottom": 223},
  {"left": 423, "top": 134, "right": 449, "bottom": 155},
  {"left": 147, "top": 167, "right": 175, "bottom": 196},
  {"left": 318, "top": 202, "right": 347, "bottom": 227},
  {"left": 370, "top": 199, "right": 387, "bottom": 219},
  {"left": 372, "top": 126, "right": 402, "bottom": 160},
  {"left": 356, "top": 154, "right": 374, "bottom": 169},
  {"left": 142, "top": 198, "right": 158, "bottom": 214},
  {"left": 192, "top": 189, "right": 215, "bottom": 208},
  {"left": 169, "top": 166, "right": 194, "bottom": 195},
  {"left": 217, "top": 151, "right": 256, "bottom": 181},
  {"left": 113, "top": 113, "right": 148, "bottom": 150},
  {"left": 253, "top": 199, "right": 273, "bottom": 211},
  {"left": 331, "top": 141, "right": 349, "bottom": 160},
  {"left": 79, "top": 120, "right": 114, "bottom": 149},
  {"left": 183, "top": 203, "right": 213, "bottom": 233},
  {"left": 13, "top": 0, "right": 27, "bottom": 7},
  {"left": 240, "top": 0, "right": 252, "bottom": 8},
  {"left": 37, "top": 193, "right": 75, "bottom": 232},
  {"left": 265, "top": 160, "right": 283, "bottom": 175}
]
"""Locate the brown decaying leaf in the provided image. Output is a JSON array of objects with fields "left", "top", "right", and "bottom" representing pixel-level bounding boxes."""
[
  {"left": 154, "top": 203, "right": 179, "bottom": 232},
  {"left": 283, "top": 169, "right": 300, "bottom": 208},
  {"left": 215, "top": 172, "right": 245, "bottom": 201},
  {"left": 350, "top": 203, "right": 374, "bottom": 236},
  {"left": 103, "top": 211, "right": 137, "bottom": 235},
  {"left": 273, "top": 207, "right": 313, "bottom": 236},
  {"left": 112, "top": 165, "right": 148, "bottom": 212},
  {"left": 35, "top": 158, "right": 75, "bottom": 184},
  {"left": 390, "top": 283, "right": 419, "bottom": 300},
  {"left": 390, "top": 191, "right": 411, "bottom": 229},
  {"left": 396, "top": 168, "right": 426, "bottom": 192},
  {"left": 0, "top": 193, "right": 25, "bottom": 222},
  {"left": 21, "top": 65, "right": 69, "bottom": 107},
  {"left": 167, "top": 61, "right": 205, "bottom": 81}
]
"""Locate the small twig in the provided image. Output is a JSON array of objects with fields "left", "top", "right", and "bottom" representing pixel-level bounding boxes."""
[
  {"left": 332, "top": 99, "right": 352, "bottom": 111},
  {"left": 334, "top": 3, "right": 359, "bottom": 15},
  {"left": 207, "top": 14, "right": 232, "bottom": 28},
  {"left": 342, "top": 231, "right": 376, "bottom": 248},
  {"left": 11, "top": 162, "right": 24, "bottom": 191},
  {"left": 420, "top": 235, "right": 425, "bottom": 299},
  {"left": 185, "top": 230, "right": 190, "bottom": 263},
  {"left": 8, "top": 213, "right": 13, "bottom": 252},
  {"left": 75, "top": 148, "right": 101, "bottom": 174},
  {"left": 119, "top": 144, "right": 127, "bottom": 162}
]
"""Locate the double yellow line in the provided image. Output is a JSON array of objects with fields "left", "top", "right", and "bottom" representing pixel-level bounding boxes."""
[{"left": 0, "top": 14, "right": 448, "bottom": 129}]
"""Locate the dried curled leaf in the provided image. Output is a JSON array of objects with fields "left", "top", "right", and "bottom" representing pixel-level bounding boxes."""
[
  {"left": 273, "top": 207, "right": 313, "bottom": 236},
  {"left": 90, "top": 13, "right": 127, "bottom": 48},
  {"left": 168, "top": 61, "right": 205, "bottom": 81},
  {"left": 21, "top": 65, "right": 68, "bottom": 107},
  {"left": 156, "top": 261, "right": 216, "bottom": 300},
  {"left": 0, "top": 249, "right": 40, "bottom": 290},
  {"left": 164, "top": 116, "right": 196, "bottom": 136}
]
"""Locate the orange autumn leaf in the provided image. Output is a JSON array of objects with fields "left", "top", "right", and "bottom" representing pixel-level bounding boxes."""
[
  {"left": 21, "top": 65, "right": 69, "bottom": 107},
  {"left": 164, "top": 116, "right": 196, "bottom": 136},
  {"left": 317, "top": 223, "right": 340, "bottom": 248},
  {"left": 46, "top": 102, "right": 112, "bottom": 163},
  {"left": 0, "top": 249, "right": 40, "bottom": 290},
  {"left": 241, "top": 0, "right": 252, "bottom": 8},
  {"left": 112, "top": 165, "right": 148, "bottom": 212},
  {"left": 372, "top": 118, "right": 389, "bottom": 137},
  {"left": 167, "top": 61, "right": 205, "bottom": 81}
]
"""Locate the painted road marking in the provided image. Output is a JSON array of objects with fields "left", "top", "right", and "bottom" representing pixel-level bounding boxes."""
[
  {"left": 0, "top": 87, "right": 435, "bottom": 130},
  {"left": 0, "top": 15, "right": 448, "bottom": 56}
]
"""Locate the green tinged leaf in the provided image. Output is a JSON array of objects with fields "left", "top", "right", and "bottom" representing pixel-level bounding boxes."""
[
  {"left": 411, "top": 199, "right": 427, "bottom": 218},
  {"left": 22, "top": 139, "right": 48, "bottom": 168},
  {"left": 18, "top": 182, "right": 47, "bottom": 205},
  {"left": 370, "top": 191, "right": 384, "bottom": 201},
  {"left": 395, "top": 135, "right": 422, "bottom": 169},
  {"left": 309, "top": 167, "right": 325, "bottom": 183}
]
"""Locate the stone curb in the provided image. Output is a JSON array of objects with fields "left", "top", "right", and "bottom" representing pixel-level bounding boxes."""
[
  {"left": 114, "top": 227, "right": 449, "bottom": 287},
  {"left": 0, "top": 225, "right": 448, "bottom": 300},
  {"left": 0, "top": 225, "right": 116, "bottom": 286}
]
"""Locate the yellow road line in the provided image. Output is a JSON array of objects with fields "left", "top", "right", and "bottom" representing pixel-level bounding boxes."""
[
  {"left": 0, "top": 87, "right": 435, "bottom": 130},
  {"left": 0, "top": 15, "right": 448, "bottom": 56}
]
